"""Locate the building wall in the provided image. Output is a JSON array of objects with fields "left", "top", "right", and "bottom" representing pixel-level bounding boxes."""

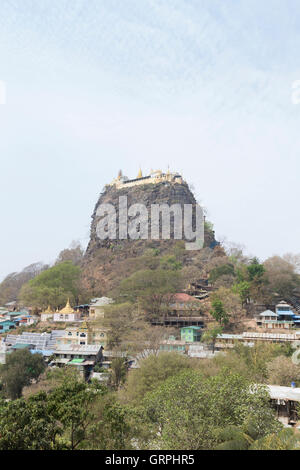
[
  {"left": 89, "top": 306, "right": 106, "bottom": 319},
  {"left": 110, "top": 173, "right": 184, "bottom": 190},
  {"left": 53, "top": 313, "right": 81, "bottom": 322}
]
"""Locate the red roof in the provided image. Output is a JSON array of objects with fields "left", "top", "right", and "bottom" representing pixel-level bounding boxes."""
[{"left": 173, "top": 293, "right": 201, "bottom": 303}]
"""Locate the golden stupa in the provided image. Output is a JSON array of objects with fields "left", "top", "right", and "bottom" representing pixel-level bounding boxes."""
[
  {"left": 41, "top": 305, "right": 54, "bottom": 314},
  {"left": 59, "top": 298, "right": 75, "bottom": 314}
]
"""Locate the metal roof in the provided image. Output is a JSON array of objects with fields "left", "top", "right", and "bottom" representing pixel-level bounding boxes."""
[
  {"left": 54, "top": 344, "right": 101, "bottom": 355},
  {"left": 267, "top": 385, "right": 300, "bottom": 402},
  {"left": 89, "top": 297, "right": 114, "bottom": 307},
  {"left": 5, "top": 330, "right": 66, "bottom": 350},
  {"left": 181, "top": 326, "right": 202, "bottom": 330},
  {"left": 217, "top": 334, "right": 243, "bottom": 340},
  {"left": 259, "top": 310, "right": 278, "bottom": 317},
  {"left": 13, "top": 343, "right": 32, "bottom": 349}
]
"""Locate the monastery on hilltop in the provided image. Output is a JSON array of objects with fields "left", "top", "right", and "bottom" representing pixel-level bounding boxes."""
[{"left": 109, "top": 168, "right": 184, "bottom": 189}]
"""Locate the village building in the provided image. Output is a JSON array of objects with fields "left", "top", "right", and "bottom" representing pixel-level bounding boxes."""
[
  {"left": 5, "top": 301, "right": 18, "bottom": 311},
  {"left": 41, "top": 305, "right": 54, "bottom": 322},
  {"left": 215, "top": 331, "right": 300, "bottom": 350},
  {"left": 266, "top": 385, "right": 300, "bottom": 426},
  {"left": 0, "top": 307, "right": 10, "bottom": 317},
  {"left": 159, "top": 338, "right": 187, "bottom": 353},
  {"left": 89, "top": 297, "right": 114, "bottom": 319},
  {"left": 153, "top": 293, "right": 205, "bottom": 327},
  {"left": 180, "top": 326, "right": 202, "bottom": 342},
  {"left": 256, "top": 301, "right": 300, "bottom": 330},
  {"left": 109, "top": 168, "right": 184, "bottom": 190},
  {"left": 51, "top": 344, "right": 103, "bottom": 379},
  {"left": 88, "top": 325, "right": 109, "bottom": 347},
  {"left": 2, "top": 330, "right": 66, "bottom": 363},
  {"left": 185, "top": 279, "right": 213, "bottom": 300},
  {"left": 58, "top": 321, "right": 109, "bottom": 348},
  {"left": 0, "top": 319, "right": 16, "bottom": 334},
  {"left": 58, "top": 322, "right": 89, "bottom": 346},
  {"left": 0, "top": 340, "right": 7, "bottom": 364},
  {"left": 187, "top": 344, "right": 220, "bottom": 359},
  {"left": 99, "top": 349, "right": 128, "bottom": 370},
  {"left": 53, "top": 299, "right": 81, "bottom": 322},
  {"left": 0, "top": 310, "right": 36, "bottom": 334}
]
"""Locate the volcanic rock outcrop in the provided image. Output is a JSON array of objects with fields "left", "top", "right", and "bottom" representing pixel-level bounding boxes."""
[{"left": 81, "top": 171, "right": 217, "bottom": 294}]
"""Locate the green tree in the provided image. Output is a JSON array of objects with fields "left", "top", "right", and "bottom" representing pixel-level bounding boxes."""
[
  {"left": 118, "top": 269, "right": 181, "bottom": 320},
  {"left": 141, "top": 370, "right": 280, "bottom": 450},
  {"left": 159, "top": 255, "right": 182, "bottom": 271},
  {"left": 209, "top": 263, "right": 235, "bottom": 284},
  {"left": 215, "top": 417, "right": 297, "bottom": 450},
  {"left": 247, "top": 257, "right": 265, "bottom": 282},
  {"left": 232, "top": 281, "right": 251, "bottom": 305},
  {"left": 210, "top": 299, "right": 229, "bottom": 326},
  {"left": 19, "top": 261, "right": 81, "bottom": 308},
  {"left": 87, "top": 399, "right": 132, "bottom": 450},
  {"left": 233, "top": 342, "right": 281, "bottom": 382},
  {"left": 0, "top": 394, "right": 62, "bottom": 450},
  {"left": 215, "top": 420, "right": 259, "bottom": 450},
  {"left": 124, "top": 352, "right": 192, "bottom": 404},
  {"left": 109, "top": 358, "right": 128, "bottom": 390},
  {"left": 46, "top": 376, "right": 98, "bottom": 450},
  {"left": 0, "top": 349, "right": 46, "bottom": 399},
  {"left": 201, "top": 324, "right": 223, "bottom": 353},
  {"left": 250, "top": 428, "right": 300, "bottom": 450}
]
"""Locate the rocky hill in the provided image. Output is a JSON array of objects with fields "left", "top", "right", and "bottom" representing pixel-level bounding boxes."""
[{"left": 82, "top": 174, "right": 218, "bottom": 295}]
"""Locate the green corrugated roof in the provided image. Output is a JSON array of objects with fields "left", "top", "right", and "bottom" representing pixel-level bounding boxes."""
[
  {"left": 13, "top": 343, "right": 31, "bottom": 349},
  {"left": 69, "top": 358, "right": 85, "bottom": 364},
  {"left": 181, "top": 326, "right": 202, "bottom": 330}
]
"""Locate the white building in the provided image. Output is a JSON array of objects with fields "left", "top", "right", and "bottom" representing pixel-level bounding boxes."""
[
  {"left": 89, "top": 297, "right": 114, "bottom": 319},
  {"left": 53, "top": 299, "right": 81, "bottom": 322}
]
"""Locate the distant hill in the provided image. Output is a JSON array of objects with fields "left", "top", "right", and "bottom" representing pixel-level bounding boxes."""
[{"left": 0, "top": 262, "right": 48, "bottom": 305}]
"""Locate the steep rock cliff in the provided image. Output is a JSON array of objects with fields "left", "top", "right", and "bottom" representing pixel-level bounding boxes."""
[{"left": 82, "top": 180, "right": 217, "bottom": 294}]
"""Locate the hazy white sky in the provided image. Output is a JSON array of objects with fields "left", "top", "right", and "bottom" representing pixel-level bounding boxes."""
[{"left": 0, "top": 0, "right": 300, "bottom": 281}]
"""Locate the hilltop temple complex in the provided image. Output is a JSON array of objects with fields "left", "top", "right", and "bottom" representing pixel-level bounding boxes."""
[{"left": 108, "top": 168, "right": 184, "bottom": 189}]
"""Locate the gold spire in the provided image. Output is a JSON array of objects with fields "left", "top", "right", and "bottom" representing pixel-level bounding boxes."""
[
  {"left": 137, "top": 167, "right": 143, "bottom": 179},
  {"left": 80, "top": 320, "right": 89, "bottom": 331},
  {"left": 59, "top": 298, "right": 74, "bottom": 314},
  {"left": 41, "top": 305, "right": 53, "bottom": 314}
]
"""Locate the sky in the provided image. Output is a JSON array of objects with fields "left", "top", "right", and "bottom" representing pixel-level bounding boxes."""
[{"left": 0, "top": 0, "right": 300, "bottom": 281}]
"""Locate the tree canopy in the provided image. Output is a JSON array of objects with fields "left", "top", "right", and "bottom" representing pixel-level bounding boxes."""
[
  {"left": 19, "top": 261, "right": 81, "bottom": 308},
  {"left": 0, "top": 349, "right": 46, "bottom": 399}
]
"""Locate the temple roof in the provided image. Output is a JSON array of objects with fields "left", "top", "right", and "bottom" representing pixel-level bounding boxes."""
[
  {"left": 259, "top": 310, "right": 278, "bottom": 317},
  {"left": 59, "top": 299, "right": 75, "bottom": 314},
  {"left": 42, "top": 305, "right": 53, "bottom": 314}
]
